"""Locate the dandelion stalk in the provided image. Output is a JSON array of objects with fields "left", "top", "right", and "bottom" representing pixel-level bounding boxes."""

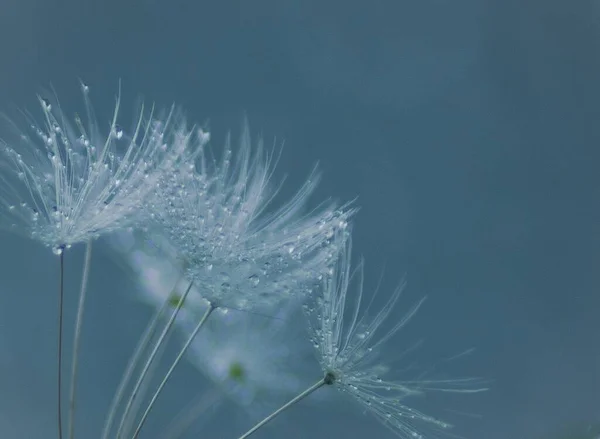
[
  {"left": 57, "top": 248, "right": 65, "bottom": 439},
  {"left": 115, "top": 280, "right": 195, "bottom": 439},
  {"left": 161, "top": 388, "right": 224, "bottom": 439},
  {"left": 122, "top": 326, "right": 173, "bottom": 437},
  {"left": 238, "top": 373, "right": 334, "bottom": 439},
  {"left": 132, "top": 302, "right": 216, "bottom": 438},
  {"left": 68, "top": 240, "right": 93, "bottom": 439},
  {"left": 101, "top": 298, "right": 171, "bottom": 439}
]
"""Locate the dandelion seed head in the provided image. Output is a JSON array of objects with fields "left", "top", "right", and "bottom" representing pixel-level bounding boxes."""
[
  {"left": 305, "top": 237, "right": 487, "bottom": 438},
  {"left": 146, "top": 122, "right": 356, "bottom": 309},
  {"left": 0, "top": 83, "right": 196, "bottom": 250}
]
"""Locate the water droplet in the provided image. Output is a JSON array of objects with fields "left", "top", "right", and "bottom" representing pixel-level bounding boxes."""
[
  {"left": 41, "top": 98, "right": 52, "bottom": 112},
  {"left": 198, "top": 128, "right": 210, "bottom": 145},
  {"left": 114, "top": 125, "right": 123, "bottom": 139},
  {"left": 52, "top": 245, "right": 64, "bottom": 255},
  {"left": 248, "top": 274, "right": 259, "bottom": 287}
]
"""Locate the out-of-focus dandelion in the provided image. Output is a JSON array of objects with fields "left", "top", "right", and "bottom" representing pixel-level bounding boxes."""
[
  {"left": 107, "top": 229, "right": 320, "bottom": 438},
  {"left": 103, "top": 231, "right": 195, "bottom": 439},
  {"left": 184, "top": 306, "right": 309, "bottom": 415},
  {"left": 170, "top": 305, "right": 315, "bottom": 437},
  {"left": 129, "top": 234, "right": 316, "bottom": 429},
  {"left": 238, "top": 236, "right": 488, "bottom": 439},
  {"left": 0, "top": 82, "right": 201, "bottom": 439}
]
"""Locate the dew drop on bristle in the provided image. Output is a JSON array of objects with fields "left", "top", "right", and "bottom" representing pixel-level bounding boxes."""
[
  {"left": 197, "top": 128, "right": 210, "bottom": 145},
  {"left": 41, "top": 98, "right": 52, "bottom": 112},
  {"left": 52, "top": 245, "right": 64, "bottom": 255},
  {"left": 248, "top": 274, "right": 260, "bottom": 287},
  {"left": 114, "top": 125, "right": 123, "bottom": 140}
]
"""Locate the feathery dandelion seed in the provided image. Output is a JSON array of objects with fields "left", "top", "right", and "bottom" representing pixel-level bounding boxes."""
[
  {"left": 306, "top": 238, "right": 488, "bottom": 438},
  {"left": 146, "top": 121, "right": 357, "bottom": 311},
  {"left": 0, "top": 82, "right": 199, "bottom": 253},
  {"left": 239, "top": 235, "right": 487, "bottom": 439}
]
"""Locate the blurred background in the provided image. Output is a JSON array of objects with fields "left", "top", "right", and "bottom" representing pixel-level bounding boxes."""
[{"left": 0, "top": 0, "right": 599, "bottom": 438}]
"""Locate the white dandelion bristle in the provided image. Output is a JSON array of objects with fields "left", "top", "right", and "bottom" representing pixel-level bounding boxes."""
[
  {"left": 147, "top": 121, "right": 357, "bottom": 309},
  {"left": 306, "top": 237, "right": 488, "bottom": 438},
  {"left": 0, "top": 82, "right": 198, "bottom": 253}
]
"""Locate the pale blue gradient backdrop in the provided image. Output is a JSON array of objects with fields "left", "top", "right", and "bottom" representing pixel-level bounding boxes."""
[{"left": 0, "top": 0, "right": 599, "bottom": 438}]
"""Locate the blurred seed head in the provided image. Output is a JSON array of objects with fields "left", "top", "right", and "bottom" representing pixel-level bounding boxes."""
[{"left": 112, "top": 230, "right": 319, "bottom": 419}]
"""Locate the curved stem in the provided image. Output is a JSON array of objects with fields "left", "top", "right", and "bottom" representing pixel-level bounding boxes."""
[
  {"left": 101, "top": 300, "right": 170, "bottom": 439},
  {"left": 238, "top": 377, "right": 326, "bottom": 439},
  {"left": 115, "top": 281, "right": 195, "bottom": 439},
  {"left": 57, "top": 250, "right": 65, "bottom": 439},
  {"left": 161, "top": 388, "right": 224, "bottom": 439},
  {"left": 132, "top": 303, "right": 216, "bottom": 438},
  {"left": 68, "top": 240, "right": 93, "bottom": 439}
]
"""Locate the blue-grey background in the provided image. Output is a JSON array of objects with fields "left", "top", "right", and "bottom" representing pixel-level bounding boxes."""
[{"left": 0, "top": 0, "right": 599, "bottom": 438}]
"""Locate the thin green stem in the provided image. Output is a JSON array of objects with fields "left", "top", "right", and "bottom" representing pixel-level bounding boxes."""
[
  {"left": 115, "top": 281, "right": 195, "bottom": 439},
  {"left": 132, "top": 303, "right": 216, "bottom": 438},
  {"left": 238, "top": 377, "right": 327, "bottom": 439},
  {"left": 68, "top": 240, "right": 93, "bottom": 439},
  {"left": 57, "top": 250, "right": 65, "bottom": 439}
]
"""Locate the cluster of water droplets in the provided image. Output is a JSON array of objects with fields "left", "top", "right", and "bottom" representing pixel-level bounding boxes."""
[
  {"left": 300, "top": 238, "right": 461, "bottom": 438},
  {"left": 0, "top": 83, "right": 197, "bottom": 249},
  {"left": 145, "top": 127, "right": 355, "bottom": 309},
  {"left": 326, "top": 354, "right": 455, "bottom": 438}
]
